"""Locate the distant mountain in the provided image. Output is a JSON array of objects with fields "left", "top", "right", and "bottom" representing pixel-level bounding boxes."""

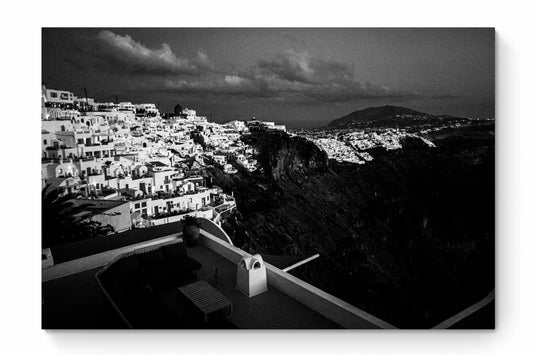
[{"left": 326, "top": 105, "right": 462, "bottom": 128}]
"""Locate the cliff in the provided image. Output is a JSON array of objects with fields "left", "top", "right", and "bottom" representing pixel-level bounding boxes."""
[
  {"left": 207, "top": 127, "right": 494, "bottom": 328},
  {"left": 248, "top": 132, "right": 329, "bottom": 180}
]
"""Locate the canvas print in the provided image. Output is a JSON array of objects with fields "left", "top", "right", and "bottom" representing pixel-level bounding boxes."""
[{"left": 41, "top": 28, "right": 495, "bottom": 329}]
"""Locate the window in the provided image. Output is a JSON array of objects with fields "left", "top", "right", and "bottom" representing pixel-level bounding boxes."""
[
  {"left": 141, "top": 202, "right": 147, "bottom": 208},
  {"left": 134, "top": 203, "right": 140, "bottom": 209},
  {"left": 50, "top": 92, "right": 58, "bottom": 98},
  {"left": 43, "top": 139, "right": 47, "bottom": 145}
]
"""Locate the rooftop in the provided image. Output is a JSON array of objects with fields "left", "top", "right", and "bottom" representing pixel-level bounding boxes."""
[
  {"left": 42, "top": 219, "right": 394, "bottom": 329},
  {"left": 165, "top": 243, "right": 340, "bottom": 329},
  {"left": 51, "top": 222, "right": 182, "bottom": 264}
]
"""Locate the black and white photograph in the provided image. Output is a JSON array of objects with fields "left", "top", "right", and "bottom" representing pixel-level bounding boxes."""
[
  {"left": 5, "top": 0, "right": 533, "bottom": 353},
  {"left": 40, "top": 27, "right": 495, "bottom": 330}
]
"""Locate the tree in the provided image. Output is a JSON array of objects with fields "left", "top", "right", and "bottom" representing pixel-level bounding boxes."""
[
  {"left": 41, "top": 184, "right": 115, "bottom": 248},
  {"left": 173, "top": 104, "right": 183, "bottom": 116},
  {"left": 191, "top": 131, "right": 207, "bottom": 150}
]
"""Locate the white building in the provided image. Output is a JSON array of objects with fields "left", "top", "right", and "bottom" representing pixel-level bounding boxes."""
[
  {"left": 119, "top": 102, "right": 136, "bottom": 112},
  {"left": 135, "top": 103, "right": 159, "bottom": 116},
  {"left": 43, "top": 86, "right": 75, "bottom": 107}
]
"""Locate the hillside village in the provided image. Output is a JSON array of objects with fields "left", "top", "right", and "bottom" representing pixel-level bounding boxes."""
[
  {"left": 40, "top": 85, "right": 485, "bottom": 240},
  {"left": 301, "top": 128, "right": 436, "bottom": 164},
  {"left": 41, "top": 85, "right": 286, "bottom": 237}
]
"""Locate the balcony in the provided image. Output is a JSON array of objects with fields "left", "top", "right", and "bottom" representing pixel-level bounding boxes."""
[{"left": 151, "top": 208, "right": 201, "bottom": 220}]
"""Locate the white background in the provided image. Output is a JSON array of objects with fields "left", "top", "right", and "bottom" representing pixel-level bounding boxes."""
[{"left": 0, "top": 0, "right": 531, "bottom": 354}]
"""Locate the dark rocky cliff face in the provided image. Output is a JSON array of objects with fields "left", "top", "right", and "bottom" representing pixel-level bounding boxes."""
[
  {"left": 207, "top": 127, "right": 494, "bottom": 328},
  {"left": 251, "top": 132, "right": 329, "bottom": 180}
]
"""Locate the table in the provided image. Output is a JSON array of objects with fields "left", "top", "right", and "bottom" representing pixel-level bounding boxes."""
[{"left": 178, "top": 280, "right": 232, "bottom": 323}]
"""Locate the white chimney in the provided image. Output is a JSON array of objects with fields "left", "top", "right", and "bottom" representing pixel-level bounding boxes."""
[{"left": 236, "top": 254, "right": 268, "bottom": 297}]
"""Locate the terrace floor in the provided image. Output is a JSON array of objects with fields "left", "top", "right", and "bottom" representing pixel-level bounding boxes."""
[
  {"left": 183, "top": 244, "right": 341, "bottom": 329},
  {"left": 42, "top": 266, "right": 125, "bottom": 329},
  {"left": 43, "top": 241, "right": 341, "bottom": 329}
]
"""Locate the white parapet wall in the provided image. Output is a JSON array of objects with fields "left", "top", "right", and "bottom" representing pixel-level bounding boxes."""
[
  {"left": 42, "top": 234, "right": 181, "bottom": 282},
  {"left": 197, "top": 228, "right": 396, "bottom": 329}
]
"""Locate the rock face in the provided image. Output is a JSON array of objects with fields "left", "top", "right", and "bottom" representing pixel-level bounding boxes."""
[
  {"left": 208, "top": 127, "right": 494, "bottom": 328},
  {"left": 250, "top": 132, "right": 329, "bottom": 180}
]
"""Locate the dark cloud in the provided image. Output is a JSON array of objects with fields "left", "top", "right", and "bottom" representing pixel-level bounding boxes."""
[
  {"left": 153, "top": 49, "right": 420, "bottom": 104},
  {"left": 88, "top": 32, "right": 422, "bottom": 103},
  {"left": 94, "top": 30, "right": 212, "bottom": 76},
  {"left": 45, "top": 30, "right": 468, "bottom": 111},
  {"left": 256, "top": 50, "right": 352, "bottom": 84}
]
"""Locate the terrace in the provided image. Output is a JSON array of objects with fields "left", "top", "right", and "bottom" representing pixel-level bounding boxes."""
[
  {"left": 148, "top": 188, "right": 208, "bottom": 201},
  {"left": 42, "top": 219, "right": 394, "bottom": 329},
  {"left": 151, "top": 207, "right": 210, "bottom": 220}
]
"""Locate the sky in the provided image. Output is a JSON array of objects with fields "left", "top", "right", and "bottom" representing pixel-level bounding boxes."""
[{"left": 42, "top": 28, "right": 494, "bottom": 128}]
